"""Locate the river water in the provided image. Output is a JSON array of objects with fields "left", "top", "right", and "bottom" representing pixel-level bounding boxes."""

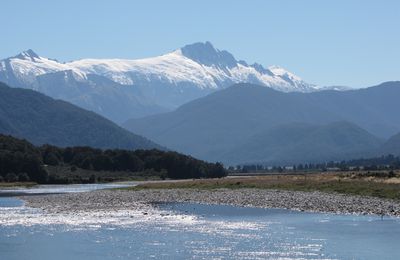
[{"left": 0, "top": 184, "right": 399, "bottom": 259}]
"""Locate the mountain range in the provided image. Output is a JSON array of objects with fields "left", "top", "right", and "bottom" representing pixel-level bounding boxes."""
[
  {"left": 1, "top": 42, "right": 327, "bottom": 123},
  {"left": 0, "top": 82, "right": 160, "bottom": 150},
  {"left": 1, "top": 43, "right": 399, "bottom": 165},
  {"left": 220, "top": 122, "right": 383, "bottom": 165},
  {"left": 124, "top": 82, "right": 400, "bottom": 164}
]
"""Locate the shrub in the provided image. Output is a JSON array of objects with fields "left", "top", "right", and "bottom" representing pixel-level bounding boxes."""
[
  {"left": 17, "top": 172, "right": 30, "bottom": 182},
  {"left": 89, "top": 174, "right": 96, "bottom": 183},
  {"left": 5, "top": 172, "right": 18, "bottom": 182}
]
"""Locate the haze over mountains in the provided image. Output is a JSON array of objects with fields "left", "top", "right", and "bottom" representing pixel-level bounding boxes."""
[
  {"left": 381, "top": 133, "right": 400, "bottom": 157},
  {"left": 124, "top": 82, "right": 400, "bottom": 164},
  {"left": 0, "top": 43, "right": 399, "bottom": 165},
  {"left": 1, "top": 42, "right": 324, "bottom": 123},
  {"left": 220, "top": 122, "right": 383, "bottom": 165},
  {"left": 0, "top": 82, "right": 160, "bottom": 150}
]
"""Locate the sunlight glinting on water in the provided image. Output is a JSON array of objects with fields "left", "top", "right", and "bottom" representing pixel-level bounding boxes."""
[
  {"left": 0, "top": 201, "right": 336, "bottom": 259},
  {"left": 0, "top": 202, "right": 266, "bottom": 234}
]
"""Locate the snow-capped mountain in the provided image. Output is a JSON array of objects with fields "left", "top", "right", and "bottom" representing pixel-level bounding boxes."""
[{"left": 0, "top": 42, "right": 320, "bottom": 123}]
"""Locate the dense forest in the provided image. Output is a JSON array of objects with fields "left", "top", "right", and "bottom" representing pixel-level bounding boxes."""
[{"left": 0, "top": 135, "right": 226, "bottom": 183}]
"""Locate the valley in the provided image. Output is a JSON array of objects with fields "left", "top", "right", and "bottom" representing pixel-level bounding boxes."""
[{"left": 2, "top": 1, "right": 400, "bottom": 259}]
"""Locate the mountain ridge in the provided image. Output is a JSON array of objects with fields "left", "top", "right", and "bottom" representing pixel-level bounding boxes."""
[
  {"left": 220, "top": 121, "right": 383, "bottom": 165},
  {"left": 381, "top": 132, "right": 400, "bottom": 156},
  {"left": 124, "top": 82, "right": 400, "bottom": 164},
  {"left": 0, "top": 82, "right": 161, "bottom": 150},
  {"left": 1, "top": 42, "right": 320, "bottom": 123}
]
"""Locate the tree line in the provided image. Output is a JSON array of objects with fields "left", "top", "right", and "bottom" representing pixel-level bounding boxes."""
[
  {"left": 232, "top": 154, "right": 400, "bottom": 173},
  {"left": 0, "top": 135, "right": 226, "bottom": 183}
]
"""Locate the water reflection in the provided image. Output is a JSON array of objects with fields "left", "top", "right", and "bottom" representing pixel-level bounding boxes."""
[
  {"left": 0, "top": 182, "right": 137, "bottom": 196},
  {"left": 1, "top": 202, "right": 399, "bottom": 260}
]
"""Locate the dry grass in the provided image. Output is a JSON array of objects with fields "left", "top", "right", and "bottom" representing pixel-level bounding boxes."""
[{"left": 129, "top": 171, "right": 400, "bottom": 200}]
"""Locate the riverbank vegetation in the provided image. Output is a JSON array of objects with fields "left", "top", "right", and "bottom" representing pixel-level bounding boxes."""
[
  {"left": 232, "top": 154, "right": 400, "bottom": 174},
  {"left": 0, "top": 134, "right": 227, "bottom": 184},
  {"left": 0, "top": 182, "right": 37, "bottom": 188}
]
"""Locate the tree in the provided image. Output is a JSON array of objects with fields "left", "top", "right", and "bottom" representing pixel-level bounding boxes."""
[
  {"left": 43, "top": 152, "right": 60, "bottom": 166},
  {"left": 5, "top": 172, "right": 17, "bottom": 182},
  {"left": 18, "top": 172, "right": 30, "bottom": 182},
  {"left": 113, "top": 151, "right": 144, "bottom": 171},
  {"left": 92, "top": 155, "right": 113, "bottom": 171},
  {"left": 89, "top": 174, "right": 96, "bottom": 183},
  {"left": 207, "top": 162, "right": 226, "bottom": 178}
]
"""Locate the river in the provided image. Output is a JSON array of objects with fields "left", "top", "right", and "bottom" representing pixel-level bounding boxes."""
[{"left": 0, "top": 183, "right": 399, "bottom": 259}]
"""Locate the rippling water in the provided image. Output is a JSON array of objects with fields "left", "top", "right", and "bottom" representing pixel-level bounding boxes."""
[
  {"left": 0, "top": 182, "right": 138, "bottom": 195},
  {"left": 0, "top": 185, "right": 400, "bottom": 259}
]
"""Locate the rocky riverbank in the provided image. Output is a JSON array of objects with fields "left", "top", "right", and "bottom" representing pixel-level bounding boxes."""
[{"left": 22, "top": 188, "right": 400, "bottom": 217}]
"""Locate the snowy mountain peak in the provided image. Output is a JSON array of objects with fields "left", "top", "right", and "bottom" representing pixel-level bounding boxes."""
[
  {"left": 0, "top": 42, "right": 325, "bottom": 122},
  {"left": 269, "top": 65, "right": 291, "bottom": 75},
  {"left": 269, "top": 65, "right": 303, "bottom": 81},
  {"left": 250, "top": 63, "right": 273, "bottom": 75},
  {"left": 15, "top": 49, "right": 40, "bottom": 60},
  {"left": 180, "top": 41, "right": 237, "bottom": 68}
]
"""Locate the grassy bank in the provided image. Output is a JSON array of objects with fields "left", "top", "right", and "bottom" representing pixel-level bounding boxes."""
[
  {"left": 128, "top": 171, "right": 400, "bottom": 200},
  {"left": 0, "top": 182, "right": 37, "bottom": 189}
]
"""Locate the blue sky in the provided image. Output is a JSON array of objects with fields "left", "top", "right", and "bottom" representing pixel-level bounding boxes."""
[{"left": 1, "top": 0, "right": 399, "bottom": 88}]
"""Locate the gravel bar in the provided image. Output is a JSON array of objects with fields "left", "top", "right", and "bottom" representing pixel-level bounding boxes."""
[{"left": 20, "top": 188, "right": 400, "bottom": 217}]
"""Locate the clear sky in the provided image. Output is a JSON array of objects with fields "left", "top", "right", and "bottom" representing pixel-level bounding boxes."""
[{"left": 1, "top": 0, "right": 399, "bottom": 88}]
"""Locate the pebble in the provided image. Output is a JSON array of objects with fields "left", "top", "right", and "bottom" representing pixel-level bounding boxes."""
[{"left": 21, "top": 189, "right": 400, "bottom": 217}]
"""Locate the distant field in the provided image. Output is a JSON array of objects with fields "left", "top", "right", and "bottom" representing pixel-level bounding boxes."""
[{"left": 130, "top": 171, "right": 400, "bottom": 200}]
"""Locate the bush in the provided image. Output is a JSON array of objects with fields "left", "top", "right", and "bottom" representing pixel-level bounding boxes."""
[
  {"left": 89, "top": 174, "right": 96, "bottom": 183},
  {"left": 43, "top": 152, "right": 60, "bottom": 166},
  {"left": 141, "top": 168, "right": 161, "bottom": 177},
  {"left": 5, "top": 172, "right": 18, "bottom": 182},
  {"left": 160, "top": 169, "right": 168, "bottom": 180},
  {"left": 17, "top": 172, "right": 30, "bottom": 182}
]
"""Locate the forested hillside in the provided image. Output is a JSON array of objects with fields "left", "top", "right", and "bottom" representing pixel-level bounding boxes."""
[{"left": 0, "top": 135, "right": 226, "bottom": 183}]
